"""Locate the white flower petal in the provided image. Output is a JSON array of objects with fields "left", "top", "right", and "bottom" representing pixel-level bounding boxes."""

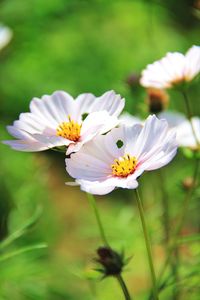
[
  {"left": 31, "top": 133, "right": 72, "bottom": 148},
  {"left": 131, "top": 115, "right": 168, "bottom": 158},
  {"left": 76, "top": 179, "right": 116, "bottom": 195},
  {"left": 66, "top": 151, "right": 111, "bottom": 182},
  {"left": 185, "top": 45, "right": 200, "bottom": 80},
  {"left": 74, "top": 90, "right": 125, "bottom": 121},
  {"left": 140, "top": 46, "right": 200, "bottom": 88},
  {"left": 0, "top": 25, "right": 12, "bottom": 50},
  {"left": 92, "top": 90, "right": 125, "bottom": 117},
  {"left": 76, "top": 176, "right": 138, "bottom": 195},
  {"left": 65, "top": 115, "right": 177, "bottom": 194},
  {"left": 138, "top": 131, "right": 177, "bottom": 170},
  {"left": 176, "top": 117, "right": 200, "bottom": 148},
  {"left": 3, "top": 139, "right": 47, "bottom": 152},
  {"left": 81, "top": 111, "right": 119, "bottom": 141},
  {"left": 30, "top": 91, "right": 75, "bottom": 125},
  {"left": 74, "top": 93, "right": 96, "bottom": 121},
  {"left": 5, "top": 90, "right": 123, "bottom": 152}
]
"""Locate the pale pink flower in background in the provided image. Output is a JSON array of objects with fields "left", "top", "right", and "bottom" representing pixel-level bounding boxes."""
[
  {"left": 0, "top": 25, "right": 12, "bottom": 51},
  {"left": 159, "top": 112, "right": 200, "bottom": 149},
  {"left": 66, "top": 115, "right": 177, "bottom": 195},
  {"left": 3, "top": 90, "right": 125, "bottom": 154},
  {"left": 140, "top": 45, "right": 200, "bottom": 89},
  {"left": 119, "top": 112, "right": 141, "bottom": 126},
  {"left": 120, "top": 111, "right": 200, "bottom": 149}
]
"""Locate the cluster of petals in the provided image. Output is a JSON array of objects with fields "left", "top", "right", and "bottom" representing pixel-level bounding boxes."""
[
  {"left": 140, "top": 45, "right": 200, "bottom": 89},
  {"left": 0, "top": 25, "right": 12, "bottom": 51},
  {"left": 159, "top": 112, "right": 200, "bottom": 149},
  {"left": 3, "top": 90, "right": 125, "bottom": 154},
  {"left": 120, "top": 111, "right": 200, "bottom": 149},
  {"left": 66, "top": 115, "right": 177, "bottom": 195}
]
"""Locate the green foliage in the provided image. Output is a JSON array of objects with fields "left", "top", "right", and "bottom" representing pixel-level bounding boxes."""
[{"left": 0, "top": 0, "right": 199, "bottom": 299}]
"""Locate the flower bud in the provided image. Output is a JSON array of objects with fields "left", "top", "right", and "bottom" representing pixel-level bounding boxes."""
[
  {"left": 95, "top": 247, "right": 125, "bottom": 277},
  {"left": 146, "top": 88, "right": 169, "bottom": 114},
  {"left": 182, "top": 177, "right": 196, "bottom": 191},
  {"left": 125, "top": 73, "right": 140, "bottom": 89}
]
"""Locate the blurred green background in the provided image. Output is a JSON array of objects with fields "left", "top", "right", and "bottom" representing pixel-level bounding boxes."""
[{"left": 0, "top": 1, "right": 199, "bottom": 299}]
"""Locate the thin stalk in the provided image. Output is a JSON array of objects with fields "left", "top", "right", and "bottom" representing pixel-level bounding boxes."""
[
  {"left": 86, "top": 193, "right": 109, "bottom": 247},
  {"left": 135, "top": 189, "right": 159, "bottom": 300},
  {"left": 157, "top": 157, "right": 199, "bottom": 289},
  {"left": 181, "top": 90, "right": 200, "bottom": 148},
  {"left": 159, "top": 170, "right": 179, "bottom": 299},
  {"left": 171, "top": 247, "right": 180, "bottom": 300},
  {"left": 158, "top": 169, "right": 170, "bottom": 245},
  {"left": 116, "top": 274, "right": 132, "bottom": 300},
  {"left": 86, "top": 193, "right": 132, "bottom": 300}
]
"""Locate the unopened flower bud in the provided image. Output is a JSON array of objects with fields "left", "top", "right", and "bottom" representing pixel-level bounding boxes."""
[
  {"left": 193, "top": 0, "right": 200, "bottom": 10},
  {"left": 146, "top": 88, "right": 169, "bottom": 114},
  {"left": 126, "top": 73, "right": 140, "bottom": 89},
  {"left": 95, "top": 247, "right": 125, "bottom": 277},
  {"left": 182, "top": 177, "right": 196, "bottom": 191}
]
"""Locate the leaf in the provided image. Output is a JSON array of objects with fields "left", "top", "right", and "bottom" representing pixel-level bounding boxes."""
[
  {"left": 0, "top": 205, "right": 43, "bottom": 251},
  {"left": 0, "top": 243, "right": 47, "bottom": 262}
]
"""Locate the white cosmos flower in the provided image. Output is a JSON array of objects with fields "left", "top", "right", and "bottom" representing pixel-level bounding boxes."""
[
  {"left": 3, "top": 90, "right": 125, "bottom": 154},
  {"left": 120, "top": 111, "right": 200, "bottom": 149},
  {"left": 140, "top": 45, "right": 200, "bottom": 89},
  {"left": 66, "top": 115, "right": 177, "bottom": 195},
  {"left": 0, "top": 25, "right": 12, "bottom": 51},
  {"left": 159, "top": 112, "right": 200, "bottom": 149}
]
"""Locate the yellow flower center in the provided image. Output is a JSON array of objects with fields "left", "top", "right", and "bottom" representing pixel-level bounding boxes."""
[
  {"left": 56, "top": 116, "right": 82, "bottom": 141},
  {"left": 111, "top": 154, "right": 137, "bottom": 177}
]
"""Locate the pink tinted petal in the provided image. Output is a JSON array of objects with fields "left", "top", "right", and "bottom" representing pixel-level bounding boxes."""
[
  {"left": 6, "top": 125, "right": 32, "bottom": 139},
  {"left": 91, "top": 90, "right": 125, "bottom": 117},
  {"left": 81, "top": 111, "right": 119, "bottom": 140},
  {"left": 30, "top": 91, "right": 75, "bottom": 125},
  {"left": 123, "top": 124, "right": 143, "bottom": 155},
  {"left": 75, "top": 90, "right": 124, "bottom": 122},
  {"left": 76, "top": 176, "right": 138, "bottom": 195},
  {"left": 3, "top": 139, "right": 48, "bottom": 152},
  {"left": 138, "top": 131, "right": 177, "bottom": 170},
  {"left": 103, "top": 126, "right": 125, "bottom": 158},
  {"left": 74, "top": 93, "right": 96, "bottom": 121},
  {"left": 66, "top": 152, "right": 110, "bottom": 181},
  {"left": 76, "top": 179, "right": 116, "bottom": 195},
  {"left": 31, "top": 133, "right": 71, "bottom": 148},
  {"left": 140, "top": 52, "right": 186, "bottom": 88},
  {"left": 132, "top": 115, "right": 168, "bottom": 158},
  {"left": 163, "top": 52, "right": 185, "bottom": 80},
  {"left": 176, "top": 117, "right": 200, "bottom": 147},
  {"left": 83, "top": 134, "right": 119, "bottom": 164}
]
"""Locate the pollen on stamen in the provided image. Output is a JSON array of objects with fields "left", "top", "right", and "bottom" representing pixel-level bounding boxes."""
[
  {"left": 111, "top": 154, "right": 137, "bottom": 178},
  {"left": 56, "top": 116, "right": 82, "bottom": 142}
]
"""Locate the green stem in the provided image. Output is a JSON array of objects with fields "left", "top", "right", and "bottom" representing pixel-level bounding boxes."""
[
  {"left": 135, "top": 189, "right": 159, "bottom": 300},
  {"left": 181, "top": 90, "right": 200, "bottom": 148},
  {"left": 86, "top": 193, "right": 132, "bottom": 300},
  {"left": 158, "top": 169, "right": 170, "bottom": 245},
  {"left": 157, "top": 157, "right": 199, "bottom": 289},
  {"left": 116, "top": 275, "right": 132, "bottom": 300},
  {"left": 86, "top": 193, "right": 109, "bottom": 247},
  {"left": 159, "top": 170, "right": 179, "bottom": 299}
]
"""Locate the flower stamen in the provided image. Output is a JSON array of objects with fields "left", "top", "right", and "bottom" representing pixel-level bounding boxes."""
[
  {"left": 56, "top": 116, "right": 82, "bottom": 141},
  {"left": 111, "top": 154, "right": 137, "bottom": 177}
]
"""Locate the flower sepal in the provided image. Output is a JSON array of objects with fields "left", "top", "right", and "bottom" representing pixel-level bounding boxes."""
[{"left": 94, "top": 246, "right": 131, "bottom": 278}]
